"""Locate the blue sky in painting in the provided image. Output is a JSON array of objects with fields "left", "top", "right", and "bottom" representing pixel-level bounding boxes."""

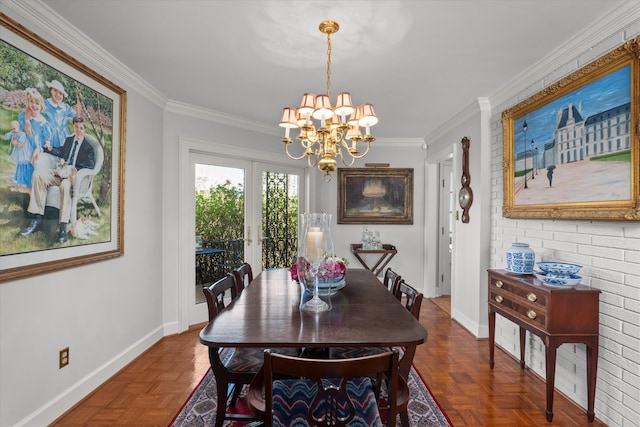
[{"left": 514, "top": 65, "right": 630, "bottom": 156}]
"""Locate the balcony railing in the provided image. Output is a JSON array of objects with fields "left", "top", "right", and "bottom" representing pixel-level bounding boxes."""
[{"left": 195, "top": 237, "right": 298, "bottom": 285}]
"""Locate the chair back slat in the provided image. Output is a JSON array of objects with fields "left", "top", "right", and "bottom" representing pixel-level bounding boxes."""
[
  {"left": 202, "top": 273, "right": 239, "bottom": 322},
  {"left": 232, "top": 263, "right": 253, "bottom": 294},
  {"left": 263, "top": 350, "right": 399, "bottom": 427},
  {"left": 393, "top": 279, "right": 423, "bottom": 320},
  {"left": 383, "top": 268, "right": 402, "bottom": 292}
]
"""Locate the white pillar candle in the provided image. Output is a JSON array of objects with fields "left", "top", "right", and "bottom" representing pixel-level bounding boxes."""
[{"left": 306, "top": 227, "right": 324, "bottom": 260}]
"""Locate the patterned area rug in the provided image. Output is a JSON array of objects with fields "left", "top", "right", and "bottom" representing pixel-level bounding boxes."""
[{"left": 170, "top": 363, "right": 452, "bottom": 427}]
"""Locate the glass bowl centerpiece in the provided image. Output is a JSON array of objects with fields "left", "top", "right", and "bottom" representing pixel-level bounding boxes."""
[{"left": 291, "top": 254, "right": 348, "bottom": 295}]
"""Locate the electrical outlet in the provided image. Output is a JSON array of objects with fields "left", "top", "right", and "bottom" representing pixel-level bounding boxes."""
[{"left": 59, "top": 347, "right": 69, "bottom": 369}]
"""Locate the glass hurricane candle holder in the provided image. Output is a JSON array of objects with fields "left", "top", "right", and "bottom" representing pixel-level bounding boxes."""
[{"left": 297, "top": 212, "right": 334, "bottom": 312}]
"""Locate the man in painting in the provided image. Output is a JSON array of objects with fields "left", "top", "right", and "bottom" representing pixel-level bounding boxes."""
[
  {"left": 19, "top": 117, "right": 95, "bottom": 244},
  {"left": 546, "top": 166, "right": 555, "bottom": 188}
]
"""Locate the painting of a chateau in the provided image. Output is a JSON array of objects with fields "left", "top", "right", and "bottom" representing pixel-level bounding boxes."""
[
  {"left": 513, "top": 65, "right": 631, "bottom": 205},
  {"left": 549, "top": 101, "right": 630, "bottom": 164}
]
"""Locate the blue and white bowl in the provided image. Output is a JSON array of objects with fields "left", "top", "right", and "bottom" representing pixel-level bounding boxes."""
[
  {"left": 534, "top": 270, "right": 582, "bottom": 286},
  {"left": 536, "top": 262, "right": 582, "bottom": 277}
]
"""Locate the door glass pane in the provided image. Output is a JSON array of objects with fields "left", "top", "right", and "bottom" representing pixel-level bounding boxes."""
[
  {"left": 261, "top": 171, "right": 299, "bottom": 270},
  {"left": 195, "top": 164, "right": 245, "bottom": 304}
]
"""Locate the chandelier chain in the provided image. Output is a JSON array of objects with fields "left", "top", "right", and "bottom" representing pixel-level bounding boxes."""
[{"left": 326, "top": 32, "right": 332, "bottom": 100}]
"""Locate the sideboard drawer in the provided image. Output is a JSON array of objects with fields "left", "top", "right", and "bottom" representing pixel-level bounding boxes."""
[
  {"left": 489, "top": 288, "right": 547, "bottom": 328},
  {"left": 490, "top": 275, "right": 548, "bottom": 308}
]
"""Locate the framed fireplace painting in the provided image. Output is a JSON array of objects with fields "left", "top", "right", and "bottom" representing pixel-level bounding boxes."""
[
  {"left": 502, "top": 36, "right": 640, "bottom": 221},
  {"left": 338, "top": 168, "right": 413, "bottom": 225},
  {"left": 0, "top": 14, "right": 126, "bottom": 281}
]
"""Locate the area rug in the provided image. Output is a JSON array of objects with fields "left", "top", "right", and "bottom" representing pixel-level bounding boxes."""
[{"left": 170, "top": 364, "right": 453, "bottom": 427}]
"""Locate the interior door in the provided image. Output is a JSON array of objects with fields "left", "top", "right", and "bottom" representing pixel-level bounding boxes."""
[{"left": 438, "top": 159, "right": 453, "bottom": 296}]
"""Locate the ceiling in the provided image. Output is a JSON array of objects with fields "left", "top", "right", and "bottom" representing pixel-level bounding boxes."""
[{"left": 44, "top": 0, "right": 623, "bottom": 141}]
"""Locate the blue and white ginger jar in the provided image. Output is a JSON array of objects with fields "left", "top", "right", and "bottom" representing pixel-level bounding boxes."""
[{"left": 506, "top": 243, "right": 535, "bottom": 274}]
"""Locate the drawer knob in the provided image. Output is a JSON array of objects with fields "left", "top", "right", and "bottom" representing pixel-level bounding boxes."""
[
  {"left": 527, "top": 293, "right": 537, "bottom": 302},
  {"left": 527, "top": 310, "right": 537, "bottom": 319},
  {"left": 495, "top": 295, "right": 504, "bottom": 303},
  {"left": 495, "top": 280, "right": 504, "bottom": 288}
]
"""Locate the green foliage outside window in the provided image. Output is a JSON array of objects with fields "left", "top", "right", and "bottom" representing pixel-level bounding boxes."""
[
  {"left": 195, "top": 180, "right": 244, "bottom": 243},
  {"left": 194, "top": 173, "right": 298, "bottom": 274}
]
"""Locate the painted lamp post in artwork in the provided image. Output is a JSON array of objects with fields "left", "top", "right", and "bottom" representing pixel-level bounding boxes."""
[
  {"left": 530, "top": 140, "right": 535, "bottom": 180},
  {"left": 523, "top": 121, "right": 528, "bottom": 189}
]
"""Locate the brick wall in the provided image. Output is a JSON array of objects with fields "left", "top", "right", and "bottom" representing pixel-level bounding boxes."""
[{"left": 489, "top": 28, "right": 640, "bottom": 427}]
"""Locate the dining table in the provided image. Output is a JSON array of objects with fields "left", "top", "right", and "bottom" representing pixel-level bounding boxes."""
[
  {"left": 199, "top": 268, "right": 428, "bottom": 377},
  {"left": 200, "top": 267, "right": 428, "bottom": 423}
]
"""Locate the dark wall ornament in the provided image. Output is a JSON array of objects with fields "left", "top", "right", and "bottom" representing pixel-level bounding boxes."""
[{"left": 459, "top": 137, "right": 473, "bottom": 223}]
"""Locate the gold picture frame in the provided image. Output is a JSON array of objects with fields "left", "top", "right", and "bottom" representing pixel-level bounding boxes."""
[
  {"left": 338, "top": 168, "right": 413, "bottom": 224},
  {"left": 502, "top": 36, "right": 640, "bottom": 221},
  {"left": 0, "top": 14, "right": 126, "bottom": 281}
]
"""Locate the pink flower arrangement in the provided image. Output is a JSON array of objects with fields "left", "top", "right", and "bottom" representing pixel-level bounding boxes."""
[
  {"left": 290, "top": 260, "right": 303, "bottom": 282},
  {"left": 291, "top": 255, "right": 348, "bottom": 282}
]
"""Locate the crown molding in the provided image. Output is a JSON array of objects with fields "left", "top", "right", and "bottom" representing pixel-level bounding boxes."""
[
  {"left": 425, "top": 1, "right": 639, "bottom": 144},
  {"left": 374, "top": 137, "right": 424, "bottom": 148},
  {"left": 3, "top": 0, "right": 168, "bottom": 108},
  {"left": 7, "top": 0, "right": 636, "bottom": 145},
  {"left": 489, "top": 0, "right": 640, "bottom": 109},
  {"left": 165, "top": 100, "right": 280, "bottom": 136},
  {"left": 425, "top": 97, "right": 488, "bottom": 144}
]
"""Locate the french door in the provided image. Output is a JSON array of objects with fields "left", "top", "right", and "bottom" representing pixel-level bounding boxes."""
[{"left": 188, "top": 152, "right": 303, "bottom": 325}]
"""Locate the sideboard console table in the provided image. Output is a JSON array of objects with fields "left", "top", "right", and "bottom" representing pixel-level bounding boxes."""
[
  {"left": 350, "top": 244, "right": 397, "bottom": 276},
  {"left": 487, "top": 269, "right": 600, "bottom": 422}
]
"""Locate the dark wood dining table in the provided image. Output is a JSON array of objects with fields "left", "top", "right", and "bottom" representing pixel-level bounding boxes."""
[{"left": 199, "top": 268, "right": 428, "bottom": 376}]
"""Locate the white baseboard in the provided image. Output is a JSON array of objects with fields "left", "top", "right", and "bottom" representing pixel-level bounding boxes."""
[
  {"left": 163, "top": 320, "right": 180, "bottom": 336},
  {"left": 15, "top": 326, "right": 165, "bottom": 427},
  {"left": 451, "top": 307, "right": 489, "bottom": 339}
]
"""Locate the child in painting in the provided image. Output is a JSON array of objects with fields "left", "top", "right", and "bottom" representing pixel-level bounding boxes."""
[
  {"left": 3, "top": 120, "right": 31, "bottom": 190},
  {"left": 43, "top": 79, "right": 77, "bottom": 148},
  {"left": 18, "top": 88, "right": 52, "bottom": 189}
]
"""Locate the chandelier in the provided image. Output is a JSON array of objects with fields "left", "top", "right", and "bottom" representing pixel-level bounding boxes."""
[{"left": 279, "top": 20, "right": 378, "bottom": 181}]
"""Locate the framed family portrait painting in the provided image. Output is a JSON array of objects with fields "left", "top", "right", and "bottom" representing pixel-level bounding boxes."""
[
  {"left": 0, "top": 14, "right": 126, "bottom": 281},
  {"left": 502, "top": 36, "right": 640, "bottom": 221},
  {"left": 337, "top": 168, "right": 413, "bottom": 225}
]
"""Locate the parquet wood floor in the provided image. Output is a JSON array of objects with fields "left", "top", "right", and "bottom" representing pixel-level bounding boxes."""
[{"left": 50, "top": 299, "right": 607, "bottom": 426}]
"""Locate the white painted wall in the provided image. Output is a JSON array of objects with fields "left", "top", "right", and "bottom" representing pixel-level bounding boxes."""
[
  {"left": 160, "top": 110, "right": 285, "bottom": 334},
  {"left": 428, "top": 7, "right": 640, "bottom": 426},
  {"left": 425, "top": 99, "right": 492, "bottom": 337},
  {"left": 489, "top": 50, "right": 640, "bottom": 427},
  {"left": 316, "top": 143, "right": 427, "bottom": 292},
  {"left": 0, "top": 6, "right": 166, "bottom": 426}
]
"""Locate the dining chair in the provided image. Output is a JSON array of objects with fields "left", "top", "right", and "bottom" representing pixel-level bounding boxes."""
[
  {"left": 331, "top": 278, "right": 423, "bottom": 427},
  {"left": 389, "top": 279, "right": 424, "bottom": 426},
  {"left": 232, "top": 262, "right": 253, "bottom": 294},
  {"left": 248, "top": 349, "right": 402, "bottom": 427},
  {"left": 392, "top": 279, "right": 424, "bottom": 325},
  {"left": 382, "top": 267, "right": 402, "bottom": 292},
  {"left": 202, "top": 273, "right": 264, "bottom": 427}
]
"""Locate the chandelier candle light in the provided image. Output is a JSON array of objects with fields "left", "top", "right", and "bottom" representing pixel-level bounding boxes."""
[{"left": 279, "top": 20, "right": 379, "bottom": 181}]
